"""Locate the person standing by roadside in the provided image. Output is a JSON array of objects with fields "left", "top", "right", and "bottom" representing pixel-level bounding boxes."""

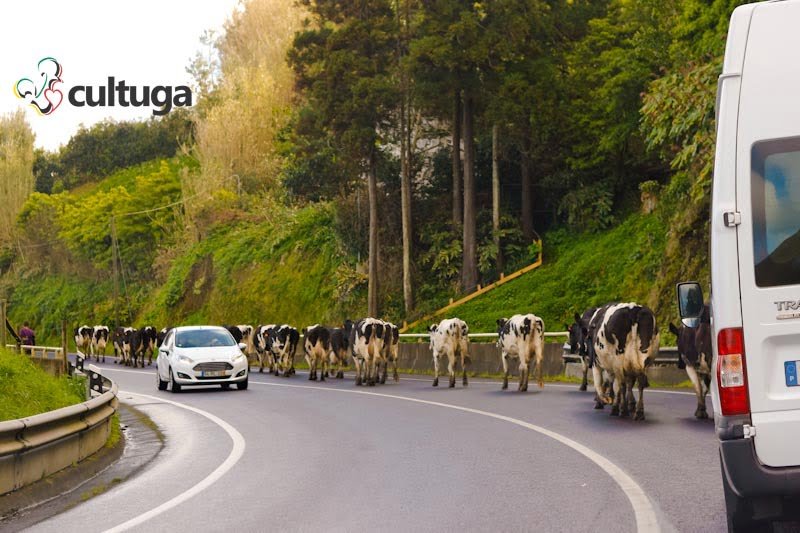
[{"left": 19, "top": 322, "right": 35, "bottom": 351}]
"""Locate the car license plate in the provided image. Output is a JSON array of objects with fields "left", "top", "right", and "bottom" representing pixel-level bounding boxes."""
[
  {"left": 785, "top": 361, "right": 798, "bottom": 387},
  {"left": 202, "top": 370, "right": 226, "bottom": 378}
]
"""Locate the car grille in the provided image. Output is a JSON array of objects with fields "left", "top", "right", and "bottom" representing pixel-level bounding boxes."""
[{"left": 193, "top": 362, "right": 233, "bottom": 372}]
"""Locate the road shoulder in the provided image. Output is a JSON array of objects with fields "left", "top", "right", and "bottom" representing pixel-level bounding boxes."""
[{"left": 0, "top": 402, "right": 163, "bottom": 531}]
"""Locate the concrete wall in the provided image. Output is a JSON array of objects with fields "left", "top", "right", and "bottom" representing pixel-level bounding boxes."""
[{"left": 394, "top": 342, "right": 565, "bottom": 376}]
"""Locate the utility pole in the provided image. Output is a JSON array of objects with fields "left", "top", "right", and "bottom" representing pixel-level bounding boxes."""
[{"left": 111, "top": 216, "right": 119, "bottom": 328}]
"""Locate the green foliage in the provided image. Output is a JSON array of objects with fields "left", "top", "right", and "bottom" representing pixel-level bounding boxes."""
[
  {"left": 46, "top": 112, "right": 193, "bottom": 188},
  {"left": 19, "top": 157, "right": 193, "bottom": 275},
  {"left": 144, "top": 202, "right": 360, "bottom": 326},
  {"left": 0, "top": 348, "right": 86, "bottom": 421},
  {"left": 408, "top": 211, "right": 669, "bottom": 334}
]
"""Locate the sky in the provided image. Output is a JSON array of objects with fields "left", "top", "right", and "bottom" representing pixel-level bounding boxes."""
[{"left": 0, "top": 0, "right": 240, "bottom": 151}]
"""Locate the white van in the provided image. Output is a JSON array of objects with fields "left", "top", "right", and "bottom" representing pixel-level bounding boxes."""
[{"left": 678, "top": 1, "right": 800, "bottom": 529}]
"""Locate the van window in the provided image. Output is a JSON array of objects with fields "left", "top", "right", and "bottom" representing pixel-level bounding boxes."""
[{"left": 752, "top": 137, "right": 800, "bottom": 287}]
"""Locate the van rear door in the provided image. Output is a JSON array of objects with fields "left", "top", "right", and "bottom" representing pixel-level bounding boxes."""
[{"left": 736, "top": 0, "right": 800, "bottom": 468}]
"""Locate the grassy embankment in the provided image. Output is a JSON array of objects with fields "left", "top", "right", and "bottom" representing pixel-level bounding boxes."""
[{"left": 0, "top": 348, "right": 86, "bottom": 421}]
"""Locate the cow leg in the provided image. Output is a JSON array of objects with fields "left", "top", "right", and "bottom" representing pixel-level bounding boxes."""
[
  {"left": 626, "top": 378, "right": 637, "bottom": 415},
  {"left": 321, "top": 355, "right": 327, "bottom": 382},
  {"left": 502, "top": 354, "right": 510, "bottom": 390},
  {"left": 634, "top": 375, "right": 647, "bottom": 421},
  {"left": 685, "top": 364, "right": 707, "bottom": 419},
  {"left": 579, "top": 357, "right": 588, "bottom": 391},
  {"left": 432, "top": 354, "right": 440, "bottom": 387},
  {"left": 447, "top": 350, "right": 456, "bottom": 388},
  {"left": 353, "top": 357, "right": 361, "bottom": 386},
  {"left": 379, "top": 359, "right": 387, "bottom": 384},
  {"left": 393, "top": 357, "right": 399, "bottom": 382},
  {"left": 591, "top": 365, "right": 606, "bottom": 409},
  {"left": 518, "top": 360, "right": 528, "bottom": 392},
  {"left": 367, "top": 356, "right": 376, "bottom": 387},
  {"left": 461, "top": 352, "right": 468, "bottom": 386},
  {"left": 610, "top": 378, "right": 622, "bottom": 416},
  {"left": 620, "top": 376, "right": 635, "bottom": 418},
  {"left": 534, "top": 345, "right": 544, "bottom": 389}
]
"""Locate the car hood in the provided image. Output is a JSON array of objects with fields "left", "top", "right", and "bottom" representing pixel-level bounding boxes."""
[{"left": 173, "top": 346, "right": 243, "bottom": 361}]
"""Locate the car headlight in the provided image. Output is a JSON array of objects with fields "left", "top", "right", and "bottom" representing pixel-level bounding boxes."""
[
  {"left": 233, "top": 353, "right": 246, "bottom": 364},
  {"left": 178, "top": 354, "right": 194, "bottom": 364}
]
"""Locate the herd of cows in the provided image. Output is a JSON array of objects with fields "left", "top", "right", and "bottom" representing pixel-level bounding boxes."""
[{"left": 72, "top": 299, "right": 715, "bottom": 421}]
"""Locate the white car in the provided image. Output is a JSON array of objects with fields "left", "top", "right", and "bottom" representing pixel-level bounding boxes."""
[
  {"left": 156, "top": 326, "right": 249, "bottom": 392},
  {"left": 679, "top": 2, "right": 800, "bottom": 529}
]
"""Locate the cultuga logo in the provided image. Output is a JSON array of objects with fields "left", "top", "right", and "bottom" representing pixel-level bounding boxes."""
[
  {"left": 14, "top": 57, "right": 192, "bottom": 116},
  {"left": 14, "top": 57, "right": 63, "bottom": 115}
]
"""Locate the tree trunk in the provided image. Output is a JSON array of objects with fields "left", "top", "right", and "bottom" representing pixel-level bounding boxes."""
[
  {"left": 520, "top": 147, "right": 534, "bottom": 241},
  {"left": 492, "top": 124, "right": 503, "bottom": 274},
  {"left": 400, "top": 80, "right": 414, "bottom": 313},
  {"left": 461, "top": 94, "right": 477, "bottom": 292},
  {"left": 367, "top": 149, "right": 380, "bottom": 317},
  {"left": 451, "top": 92, "right": 462, "bottom": 228}
]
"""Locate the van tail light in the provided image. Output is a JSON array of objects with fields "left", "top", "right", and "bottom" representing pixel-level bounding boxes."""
[{"left": 717, "top": 327, "right": 750, "bottom": 416}]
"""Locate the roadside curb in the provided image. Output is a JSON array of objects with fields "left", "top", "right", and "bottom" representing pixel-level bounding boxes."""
[{"left": 0, "top": 402, "right": 163, "bottom": 531}]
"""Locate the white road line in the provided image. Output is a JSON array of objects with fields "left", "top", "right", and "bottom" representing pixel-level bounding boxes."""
[
  {"left": 250, "top": 380, "right": 662, "bottom": 533},
  {"left": 100, "top": 365, "right": 695, "bottom": 396},
  {"left": 102, "top": 391, "right": 246, "bottom": 533}
]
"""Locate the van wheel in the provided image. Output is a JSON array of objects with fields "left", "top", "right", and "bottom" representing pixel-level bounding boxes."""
[{"left": 722, "top": 456, "right": 758, "bottom": 532}]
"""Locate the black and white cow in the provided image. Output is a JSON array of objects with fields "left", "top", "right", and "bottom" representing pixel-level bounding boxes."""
[
  {"left": 254, "top": 324, "right": 276, "bottom": 373},
  {"left": 157, "top": 327, "right": 172, "bottom": 348},
  {"left": 90, "top": 325, "right": 110, "bottom": 362},
  {"left": 139, "top": 326, "right": 158, "bottom": 366},
  {"left": 379, "top": 322, "right": 399, "bottom": 384},
  {"left": 669, "top": 304, "right": 712, "bottom": 419},
  {"left": 113, "top": 327, "right": 134, "bottom": 365},
  {"left": 568, "top": 307, "right": 598, "bottom": 391},
  {"left": 74, "top": 325, "right": 92, "bottom": 355},
  {"left": 270, "top": 325, "right": 299, "bottom": 376},
  {"left": 349, "top": 318, "right": 385, "bottom": 386},
  {"left": 303, "top": 324, "right": 331, "bottom": 381},
  {"left": 496, "top": 314, "right": 545, "bottom": 392},
  {"left": 588, "top": 303, "right": 660, "bottom": 421},
  {"left": 327, "top": 320, "right": 353, "bottom": 379},
  {"left": 428, "top": 318, "right": 470, "bottom": 388}
]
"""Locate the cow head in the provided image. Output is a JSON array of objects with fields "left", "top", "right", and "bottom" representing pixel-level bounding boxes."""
[{"left": 569, "top": 312, "right": 591, "bottom": 356}]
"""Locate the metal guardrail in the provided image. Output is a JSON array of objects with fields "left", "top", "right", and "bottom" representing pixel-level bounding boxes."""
[
  {"left": 0, "top": 364, "right": 118, "bottom": 495},
  {"left": 4, "top": 343, "right": 65, "bottom": 360},
  {"left": 398, "top": 331, "right": 569, "bottom": 340},
  {"left": 560, "top": 344, "right": 680, "bottom": 365}
]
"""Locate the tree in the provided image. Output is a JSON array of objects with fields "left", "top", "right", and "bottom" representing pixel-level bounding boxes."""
[
  {"left": 289, "top": 0, "right": 398, "bottom": 316},
  {"left": 0, "top": 110, "right": 34, "bottom": 245}
]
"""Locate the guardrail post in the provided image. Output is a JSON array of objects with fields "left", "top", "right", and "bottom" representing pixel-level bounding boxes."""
[{"left": 89, "top": 369, "right": 104, "bottom": 394}]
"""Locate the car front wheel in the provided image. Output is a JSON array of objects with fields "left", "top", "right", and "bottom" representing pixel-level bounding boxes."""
[
  {"left": 170, "top": 368, "right": 182, "bottom": 393},
  {"left": 157, "top": 368, "right": 168, "bottom": 390},
  {"left": 237, "top": 377, "right": 248, "bottom": 390}
]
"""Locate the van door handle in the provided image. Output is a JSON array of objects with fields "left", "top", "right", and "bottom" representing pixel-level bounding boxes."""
[{"left": 723, "top": 211, "right": 741, "bottom": 227}]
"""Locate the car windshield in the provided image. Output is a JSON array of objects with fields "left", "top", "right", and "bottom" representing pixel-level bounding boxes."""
[{"left": 175, "top": 329, "right": 236, "bottom": 348}]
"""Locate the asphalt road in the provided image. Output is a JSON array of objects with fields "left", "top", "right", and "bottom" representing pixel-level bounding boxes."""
[{"left": 21, "top": 362, "right": 723, "bottom": 533}]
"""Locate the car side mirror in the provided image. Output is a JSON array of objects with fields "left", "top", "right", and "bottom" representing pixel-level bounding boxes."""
[
  {"left": 677, "top": 281, "right": 704, "bottom": 327},
  {"left": 238, "top": 343, "right": 247, "bottom": 351}
]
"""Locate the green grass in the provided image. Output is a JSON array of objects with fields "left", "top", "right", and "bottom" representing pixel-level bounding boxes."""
[
  {"left": 0, "top": 348, "right": 87, "bottom": 421},
  {"left": 106, "top": 413, "right": 121, "bottom": 449},
  {"left": 407, "top": 211, "right": 672, "bottom": 339}
]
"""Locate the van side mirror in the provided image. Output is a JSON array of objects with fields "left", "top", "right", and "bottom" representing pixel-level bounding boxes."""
[
  {"left": 677, "top": 282, "right": 704, "bottom": 327},
  {"left": 238, "top": 342, "right": 247, "bottom": 351}
]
